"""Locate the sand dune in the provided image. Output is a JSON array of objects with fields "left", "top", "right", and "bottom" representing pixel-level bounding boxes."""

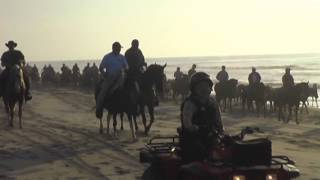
[{"left": 0, "top": 88, "right": 319, "bottom": 179}]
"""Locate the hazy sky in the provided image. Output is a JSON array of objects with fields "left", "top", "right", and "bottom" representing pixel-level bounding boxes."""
[{"left": 1, "top": 0, "right": 320, "bottom": 61}]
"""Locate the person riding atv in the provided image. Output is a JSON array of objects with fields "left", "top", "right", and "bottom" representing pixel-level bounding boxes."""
[
  {"left": 140, "top": 73, "right": 301, "bottom": 180},
  {"left": 181, "top": 72, "right": 223, "bottom": 163}
]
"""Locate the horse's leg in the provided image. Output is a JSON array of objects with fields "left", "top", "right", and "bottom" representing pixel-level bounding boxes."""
[
  {"left": 295, "top": 105, "right": 299, "bottom": 124},
  {"left": 304, "top": 102, "right": 309, "bottom": 114},
  {"left": 140, "top": 104, "right": 147, "bottom": 131},
  {"left": 113, "top": 114, "right": 117, "bottom": 137},
  {"left": 145, "top": 104, "right": 154, "bottom": 135},
  {"left": 316, "top": 98, "right": 319, "bottom": 107},
  {"left": 18, "top": 101, "right": 22, "bottom": 129},
  {"left": 278, "top": 105, "right": 281, "bottom": 121},
  {"left": 263, "top": 101, "right": 266, "bottom": 118},
  {"left": 242, "top": 97, "right": 246, "bottom": 113},
  {"left": 256, "top": 101, "right": 260, "bottom": 117},
  {"left": 99, "top": 117, "right": 103, "bottom": 134},
  {"left": 133, "top": 115, "right": 139, "bottom": 131},
  {"left": 229, "top": 98, "right": 232, "bottom": 112},
  {"left": 106, "top": 112, "right": 112, "bottom": 134},
  {"left": 120, "top": 112, "right": 124, "bottom": 130},
  {"left": 127, "top": 113, "right": 137, "bottom": 141},
  {"left": 223, "top": 98, "right": 226, "bottom": 112},
  {"left": 287, "top": 105, "right": 292, "bottom": 123}
]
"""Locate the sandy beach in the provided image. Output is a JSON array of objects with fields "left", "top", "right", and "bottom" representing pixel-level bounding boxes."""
[{"left": 0, "top": 88, "right": 319, "bottom": 180}]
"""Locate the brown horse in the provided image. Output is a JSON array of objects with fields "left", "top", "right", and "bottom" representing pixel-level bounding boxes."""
[
  {"left": 275, "top": 82, "right": 309, "bottom": 124},
  {"left": 214, "top": 79, "right": 238, "bottom": 112},
  {"left": 3, "top": 65, "right": 25, "bottom": 128}
]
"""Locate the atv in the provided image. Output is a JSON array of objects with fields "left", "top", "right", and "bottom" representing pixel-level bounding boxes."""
[{"left": 140, "top": 127, "right": 300, "bottom": 180}]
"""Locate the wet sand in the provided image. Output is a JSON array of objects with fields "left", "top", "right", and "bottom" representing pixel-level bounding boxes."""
[{"left": 0, "top": 88, "right": 319, "bottom": 180}]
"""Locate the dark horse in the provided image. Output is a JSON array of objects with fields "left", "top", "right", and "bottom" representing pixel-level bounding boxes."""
[
  {"left": 172, "top": 74, "right": 189, "bottom": 100},
  {"left": 214, "top": 79, "right": 238, "bottom": 112},
  {"left": 241, "top": 82, "right": 266, "bottom": 117},
  {"left": 95, "top": 64, "right": 166, "bottom": 139},
  {"left": 275, "top": 82, "right": 309, "bottom": 124},
  {"left": 95, "top": 76, "right": 139, "bottom": 140},
  {"left": 136, "top": 64, "right": 166, "bottom": 135},
  {"left": 2, "top": 65, "right": 25, "bottom": 128}
]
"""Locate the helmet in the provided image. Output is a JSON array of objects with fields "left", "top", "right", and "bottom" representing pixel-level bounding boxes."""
[{"left": 189, "top": 72, "right": 213, "bottom": 91}]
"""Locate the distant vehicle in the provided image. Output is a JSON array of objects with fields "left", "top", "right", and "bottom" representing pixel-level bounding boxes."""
[{"left": 140, "top": 127, "right": 300, "bottom": 180}]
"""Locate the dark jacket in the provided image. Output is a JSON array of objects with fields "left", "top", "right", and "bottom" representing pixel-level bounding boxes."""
[{"left": 1, "top": 50, "right": 25, "bottom": 67}]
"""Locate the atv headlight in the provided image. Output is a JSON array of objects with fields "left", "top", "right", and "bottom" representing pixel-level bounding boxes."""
[
  {"left": 233, "top": 175, "right": 245, "bottom": 180},
  {"left": 266, "top": 174, "right": 277, "bottom": 180}
]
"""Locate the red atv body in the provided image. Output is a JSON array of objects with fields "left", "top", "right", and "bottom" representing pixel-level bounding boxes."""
[{"left": 140, "top": 130, "right": 300, "bottom": 180}]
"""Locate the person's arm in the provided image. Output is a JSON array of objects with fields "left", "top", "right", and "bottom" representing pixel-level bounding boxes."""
[
  {"left": 20, "top": 51, "right": 26, "bottom": 66},
  {"left": 216, "top": 72, "right": 220, "bottom": 80},
  {"left": 138, "top": 49, "right": 145, "bottom": 64},
  {"left": 211, "top": 98, "right": 224, "bottom": 133},
  {"left": 182, "top": 101, "right": 199, "bottom": 132},
  {"left": 99, "top": 56, "right": 107, "bottom": 74},
  {"left": 226, "top": 72, "right": 229, "bottom": 80},
  {"left": 122, "top": 56, "right": 129, "bottom": 71},
  {"left": 0, "top": 53, "right": 5, "bottom": 67}
]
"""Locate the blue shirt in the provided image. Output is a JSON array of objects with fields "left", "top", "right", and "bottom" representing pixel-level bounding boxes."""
[{"left": 99, "top": 52, "right": 128, "bottom": 75}]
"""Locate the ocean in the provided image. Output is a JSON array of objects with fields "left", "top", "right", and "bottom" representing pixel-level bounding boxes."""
[{"left": 30, "top": 53, "right": 320, "bottom": 86}]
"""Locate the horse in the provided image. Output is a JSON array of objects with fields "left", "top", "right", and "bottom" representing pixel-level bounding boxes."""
[
  {"left": 60, "top": 67, "right": 73, "bottom": 86},
  {"left": 2, "top": 65, "right": 25, "bottom": 128},
  {"left": 308, "top": 84, "right": 318, "bottom": 107},
  {"left": 241, "top": 82, "right": 267, "bottom": 117},
  {"left": 95, "top": 76, "right": 139, "bottom": 140},
  {"left": 172, "top": 74, "right": 189, "bottom": 101},
  {"left": 71, "top": 70, "right": 81, "bottom": 87},
  {"left": 275, "top": 82, "right": 309, "bottom": 124},
  {"left": 214, "top": 79, "right": 238, "bottom": 112},
  {"left": 136, "top": 64, "right": 166, "bottom": 135}
]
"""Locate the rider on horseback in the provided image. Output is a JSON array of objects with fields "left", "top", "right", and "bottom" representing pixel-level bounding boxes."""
[
  {"left": 174, "top": 67, "right": 183, "bottom": 80},
  {"left": 96, "top": 42, "right": 128, "bottom": 119},
  {"left": 216, "top": 65, "right": 229, "bottom": 82},
  {"left": 188, "top": 64, "right": 197, "bottom": 79},
  {"left": 282, "top": 67, "right": 294, "bottom": 89},
  {"left": 248, "top": 67, "right": 261, "bottom": 86},
  {"left": 181, "top": 72, "right": 224, "bottom": 162},
  {"left": 125, "top": 39, "right": 146, "bottom": 93},
  {"left": 0, "top": 41, "right": 32, "bottom": 101},
  {"left": 72, "top": 63, "right": 80, "bottom": 75},
  {"left": 125, "top": 39, "right": 146, "bottom": 76}
]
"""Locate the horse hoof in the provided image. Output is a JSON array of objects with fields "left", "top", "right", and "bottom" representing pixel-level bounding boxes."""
[
  {"left": 99, "top": 129, "right": 103, "bottom": 134},
  {"left": 121, "top": 127, "right": 124, "bottom": 131}
]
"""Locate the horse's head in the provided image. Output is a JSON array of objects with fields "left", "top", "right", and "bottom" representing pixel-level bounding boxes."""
[
  {"left": 295, "top": 82, "right": 310, "bottom": 99},
  {"left": 7, "top": 65, "right": 24, "bottom": 94},
  {"left": 145, "top": 63, "right": 167, "bottom": 94}
]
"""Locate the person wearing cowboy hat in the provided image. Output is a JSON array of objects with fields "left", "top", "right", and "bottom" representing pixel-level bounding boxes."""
[
  {"left": 0, "top": 40, "right": 32, "bottom": 100},
  {"left": 282, "top": 67, "right": 294, "bottom": 89},
  {"left": 96, "top": 41, "right": 128, "bottom": 119},
  {"left": 180, "top": 72, "right": 224, "bottom": 162}
]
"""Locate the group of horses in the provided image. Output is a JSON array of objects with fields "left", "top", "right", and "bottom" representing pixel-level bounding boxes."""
[
  {"left": 214, "top": 79, "right": 318, "bottom": 124},
  {"left": 94, "top": 64, "right": 167, "bottom": 141},
  {"left": 163, "top": 75, "right": 318, "bottom": 125},
  {"left": 1, "top": 63, "right": 166, "bottom": 141},
  {"left": 26, "top": 64, "right": 101, "bottom": 89}
]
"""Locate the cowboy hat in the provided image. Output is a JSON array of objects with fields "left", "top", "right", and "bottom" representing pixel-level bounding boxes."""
[{"left": 5, "top": 40, "right": 17, "bottom": 48}]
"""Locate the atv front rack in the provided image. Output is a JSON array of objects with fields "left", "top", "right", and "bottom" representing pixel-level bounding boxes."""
[{"left": 145, "top": 136, "right": 180, "bottom": 153}]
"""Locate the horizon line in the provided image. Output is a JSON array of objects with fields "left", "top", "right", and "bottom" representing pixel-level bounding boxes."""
[{"left": 29, "top": 52, "right": 320, "bottom": 62}]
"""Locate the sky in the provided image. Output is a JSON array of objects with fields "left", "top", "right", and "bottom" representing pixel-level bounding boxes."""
[{"left": 1, "top": 0, "right": 320, "bottom": 61}]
